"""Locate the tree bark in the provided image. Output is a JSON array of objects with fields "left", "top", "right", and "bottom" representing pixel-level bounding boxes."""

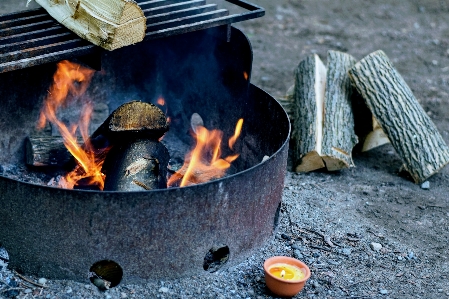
[
  {"left": 321, "top": 50, "right": 358, "bottom": 170},
  {"left": 349, "top": 50, "right": 449, "bottom": 183},
  {"left": 35, "top": 0, "right": 146, "bottom": 51},
  {"left": 26, "top": 136, "right": 82, "bottom": 167},
  {"left": 292, "top": 54, "right": 326, "bottom": 172}
]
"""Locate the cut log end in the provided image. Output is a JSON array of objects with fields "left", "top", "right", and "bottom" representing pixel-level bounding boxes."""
[{"left": 295, "top": 151, "right": 325, "bottom": 173}]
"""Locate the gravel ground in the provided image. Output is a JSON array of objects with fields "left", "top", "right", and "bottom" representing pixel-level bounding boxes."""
[{"left": 2, "top": 0, "right": 449, "bottom": 298}]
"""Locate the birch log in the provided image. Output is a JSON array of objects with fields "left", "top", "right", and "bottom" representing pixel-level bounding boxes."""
[
  {"left": 321, "top": 50, "right": 358, "bottom": 170},
  {"left": 292, "top": 54, "right": 326, "bottom": 172},
  {"left": 34, "top": 0, "right": 146, "bottom": 51},
  {"left": 349, "top": 50, "right": 449, "bottom": 183}
]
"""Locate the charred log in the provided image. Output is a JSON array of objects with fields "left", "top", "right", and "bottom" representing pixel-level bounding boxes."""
[
  {"left": 102, "top": 139, "right": 169, "bottom": 191},
  {"left": 91, "top": 101, "right": 169, "bottom": 142},
  {"left": 349, "top": 50, "right": 449, "bottom": 183},
  {"left": 25, "top": 136, "right": 83, "bottom": 167}
]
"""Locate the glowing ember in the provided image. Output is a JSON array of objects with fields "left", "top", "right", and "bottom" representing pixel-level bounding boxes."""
[
  {"left": 38, "top": 60, "right": 108, "bottom": 190},
  {"left": 167, "top": 119, "right": 243, "bottom": 187}
]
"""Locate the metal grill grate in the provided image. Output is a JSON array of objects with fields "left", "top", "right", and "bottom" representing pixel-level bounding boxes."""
[{"left": 0, "top": 0, "right": 264, "bottom": 73}]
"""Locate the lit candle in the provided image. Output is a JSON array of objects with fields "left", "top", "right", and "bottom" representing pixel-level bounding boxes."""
[{"left": 268, "top": 263, "right": 305, "bottom": 281}]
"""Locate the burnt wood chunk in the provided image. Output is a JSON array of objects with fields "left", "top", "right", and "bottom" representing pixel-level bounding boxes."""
[
  {"left": 102, "top": 139, "right": 169, "bottom": 191},
  {"left": 92, "top": 101, "right": 169, "bottom": 141},
  {"left": 349, "top": 50, "right": 449, "bottom": 183},
  {"left": 26, "top": 136, "right": 82, "bottom": 167}
]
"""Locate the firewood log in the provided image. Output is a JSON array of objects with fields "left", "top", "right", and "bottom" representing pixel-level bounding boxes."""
[
  {"left": 292, "top": 51, "right": 358, "bottom": 172},
  {"left": 292, "top": 54, "right": 326, "bottom": 172},
  {"left": 349, "top": 50, "right": 449, "bottom": 183},
  {"left": 91, "top": 101, "right": 169, "bottom": 142},
  {"left": 34, "top": 0, "right": 146, "bottom": 51},
  {"left": 320, "top": 50, "right": 358, "bottom": 171},
  {"left": 25, "top": 136, "right": 83, "bottom": 167},
  {"left": 102, "top": 139, "right": 169, "bottom": 191}
]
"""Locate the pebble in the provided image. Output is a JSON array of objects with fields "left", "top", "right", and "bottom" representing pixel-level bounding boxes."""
[
  {"left": 294, "top": 250, "right": 303, "bottom": 259},
  {"left": 421, "top": 181, "right": 430, "bottom": 190},
  {"left": 291, "top": 243, "right": 301, "bottom": 250},
  {"left": 281, "top": 233, "right": 291, "bottom": 241},
  {"left": 370, "top": 242, "right": 383, "bottom": 252},
  {"left": 379, "top": 289, "right": 389, "bottom": 295},
  {"left": 38, "top": 278, "right": 47, "bottom": 285},
  {"left": 121, "top": 293, "right": 128, "bottom": 298},
  {"left": 159, "top": 287, "right": 169, "bottom": 293},
  {"left": 105, "top": 295, "right": 112, "bottom": 299},
  {"left": 24, "top": 289, "right": 32, "bottom": 294},
  {"left": 66, "top": 287, "right": 72, "bottom": 294},
  {"left": 397, "top": 256, "right": 403, "bottom": 261},
  {"left": 407, "top": 251, "right": 416, "bottom": 260},
  {"left": 342, "top": 248, "right": 352, "bottom": 256}
]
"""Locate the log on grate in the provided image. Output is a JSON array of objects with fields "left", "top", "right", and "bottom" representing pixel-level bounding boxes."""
[{"left": 0, "top": 0, "right": 264, "bottom": 73}]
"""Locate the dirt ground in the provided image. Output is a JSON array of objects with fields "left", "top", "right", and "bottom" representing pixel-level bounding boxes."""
[{"left": 1, "top": 0, "right": 449, "bottom": 298}]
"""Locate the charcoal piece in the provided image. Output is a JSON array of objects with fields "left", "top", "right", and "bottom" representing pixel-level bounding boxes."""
[{"left": 102, "top": 139, "right": 169, "bottom": 191}]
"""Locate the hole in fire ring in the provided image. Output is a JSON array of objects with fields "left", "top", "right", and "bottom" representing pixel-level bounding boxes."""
[
  {"left": 203, "top": 245, "right": 230, "bottom": 273},
  {"left": 89, "top": 260, "right": 123, "bottom": 291}
]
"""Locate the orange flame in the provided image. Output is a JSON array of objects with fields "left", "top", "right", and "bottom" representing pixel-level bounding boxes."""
[
  {"left": 167, "top": 119, "right": 243, "bottom": 187},
  {"left": 38, "top": 60, "right": 108, "bottom": 190},
  {"left": 243, "top": 71, "right": 249, "bottom": 81}
]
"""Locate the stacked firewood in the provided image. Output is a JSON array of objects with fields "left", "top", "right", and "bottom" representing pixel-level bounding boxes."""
[{"left": 280, "top": 50, "right": 449, "bottom": 184}]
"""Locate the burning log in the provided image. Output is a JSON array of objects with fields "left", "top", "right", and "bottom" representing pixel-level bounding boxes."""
[
  {"left": 25, "top": 136, "right": 82, "bottom": 167},
  {"left": 97, "top": 101, "right": 170, "bottom": 191},
  {"left": 349, "top": 50, "right": 449, "bottom": 183},
  {"left": 292, "top": 50, "right": 358, "bottom": 172},
  {"left": 33, "top": 0, "right": 146, "bottom": 51}
]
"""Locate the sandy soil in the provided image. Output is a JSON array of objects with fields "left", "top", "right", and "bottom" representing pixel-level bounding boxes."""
[{"left": 1, "top": 1, "right": 449, "bottom": 298}]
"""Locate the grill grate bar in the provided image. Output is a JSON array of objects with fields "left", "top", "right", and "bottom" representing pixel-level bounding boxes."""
[{"left": 0, "top": 0, "right": 264, "bottom": 73}]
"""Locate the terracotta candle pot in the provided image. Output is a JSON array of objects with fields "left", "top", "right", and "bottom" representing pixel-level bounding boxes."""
[{"left": 264, "top": 256, "right": 311, "bottom": 297}]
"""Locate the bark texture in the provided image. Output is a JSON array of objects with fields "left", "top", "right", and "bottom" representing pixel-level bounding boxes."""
[
  {"left": 25, "top": 136, "right": 82, "bottom": 167},
  {"left": 35, "top": 0, "right": 146, "bottom": 50},
  {"left": 292, "top": 54, "right": 326, "bottom": 172},
  {"left": 349, "top": 50, "right": 449, "bottom": 183},
  {"left": 321, "top": 50, "right": 358, "bottom": 170}
]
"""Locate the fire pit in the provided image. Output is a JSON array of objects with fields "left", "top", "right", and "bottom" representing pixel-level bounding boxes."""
[{"left": 0, "top": 1, "right": 290, "bottom": 283}]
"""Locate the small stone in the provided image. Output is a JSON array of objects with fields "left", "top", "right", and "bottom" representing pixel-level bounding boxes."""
[
  {"left": 281, "top": 233, "right": 291, "bottom": 241},
  {"left": 291, "top": 244, "right": 301, "bottom": 250},
  {"left": 294, "top": 250, "right": 304, "bottom": 259},
  {"left": 312, "top": 280, "right": 320, "bottom": 288},
  {"left": 84, "top": 284, "right": 91, "bottom": 289},
  {"left": 421, "top": 181, "right": 430, "bottom": 190},
  {"left": 432, "top": 60, "right": 438, "bottom": 66},
  {"left": 342, "top": 248, "right": 352, "bottom": 256},
  {"left": 105, "top": 295, "right": 112, "bottom": 299},
  {"left": 370, "top": 242, "right": 383, "bottom": 252},
  {"left": 159, "top": 287, "right": 169, "bottom": 293},
  {"left": 38, "top": 278, "right": 47, "bottom": 285},
  {"left": 24, "top": 289, "right": 32, "bottom": 294},
  {"left": 66, "top": 287, "right": 72, "bottom": 294},
  {"left": 121, "top": 292, "right": 128, "bottom": 298},
  {"left": 312, "top": 252, "right": 321, "bottom": 258},
  {"left": 407, "top": 251, "right": 415, "bottom": 260},
  {"left": 397, "top": 255, "right": 403, "bottom": 261},
  {"left": 379, "top": 289, "right": 389, "bottom": 295}
]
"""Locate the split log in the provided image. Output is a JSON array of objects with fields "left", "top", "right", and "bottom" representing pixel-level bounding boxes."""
[
  {"left": 34, "top": 0, "right": 146, "bottom": 51},
  {"left": 320, "top": 50, "right": 358, "bottom": 171},
  {"left": 348, "top": 50, "right": 449, "bottom": 183},
  {"left": 25, "top": 136, "right": 82, "bottom": 167},
  {"left": 102, "top": 139, "right": 169, "bottom": 191},
  {"left": 292, "top": 51, "right": 358, "bottom": 172},
  {"left": 292, "top": 54, "right": 326, "bottom": 172}
]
